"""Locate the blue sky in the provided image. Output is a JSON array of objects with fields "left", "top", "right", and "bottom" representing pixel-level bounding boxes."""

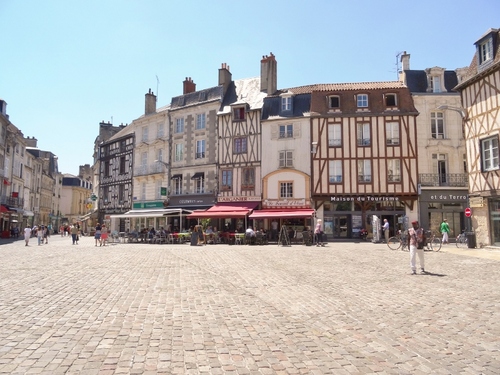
[{"left": 1, "top": 0, "right": 499, "bottom": 175}]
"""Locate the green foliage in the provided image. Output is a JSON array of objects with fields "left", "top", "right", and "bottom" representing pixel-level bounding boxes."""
[{"left": 200, "top": 218, "right": 211, "bottom": 231}]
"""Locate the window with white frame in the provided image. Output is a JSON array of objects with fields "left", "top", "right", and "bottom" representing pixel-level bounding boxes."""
[
  {"left": 234, "top": 137, "right": 247, "bottom": 154},
  {"left": 174, "top": 143, "right": 183, "bottom": 162},
  {"left": 433, "top": 154, "right": 448, "bottom": 185},
  {"left": 388, "top": 159, "right": 401, "bottom": 182},
  {"left": 175, "top": 118, "right": 184, "bottom": 133},
  {"left": 328, "top": 124, "right": 341, "bottom": 147},
  {"left": 141, "top": 182, "right": 146, "bottom": 201},
  {"left": 479, "top": 38, "right": 493, "bottom": 65},
  {"left": 157, "top": 123, "right": 164, "bottom": 138},
  {"left": 141, "top": 152, "right": 148, "bottom": 174},
  {"left": 279, "top": 124, "right": 293, "bottom": 138},
  {"left": 242, "top": 168, "right": 255, "bottom": 189},
  {"left": 196, "top": 113, "right": 206, "bottom": 130},
  {"left": 357, "top": 94, "right": 368, "bottom": 108},
  {"left": 221, "top": 170, "right": 232, "bottom": 190},
  {"left": 329, "top": 160, "right": 342, "bottom": 183},
  {"left": 173, "top": 176, "right": 182, "bottom": 195},
  {"left": 431, "top": 112, "right": 444, "bottom": 139},
  {"left": 279, "top": 150, "right": 293, "bottom": 168},
  {"left": 281, "top": 96, "right": 292, "bottom": 111},
  {"left": 386, "top": 122, "right": 400, "bottom": 145},
  {"left": 430, "top": 76, "right": 441, "bottom": 93},
  {"left": 195, "top": 139, "right": 205, "bottom": 159},
  {"left": 194, "top": 175, "right": 204, "bottom": 193},
  {"left": 280, "top": 182, "right": 293, "bottom": 198},
  {"left": 329, "top": 95, "right": 340, "bottom": 109},
  {"left": 357, "top": 160, "right": 371, "bottom": 182},
  {"left": 142, "top": 126, "right": 149, "bottom": 142},
  {"left": 157, "top": 148, "right": 164, "bottom": 164},
  {"left": 119, "top": 185, "right": 125, "bottom": 203},
  {"left": 357, "top": 123, "right": 370, "bottom": 146},
  {"left": 481, "top": 136, "right": 499, "bottom": 171}
]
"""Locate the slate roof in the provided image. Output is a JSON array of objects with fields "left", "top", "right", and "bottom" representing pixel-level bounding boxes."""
[
  {"left": 262, "top": 93, "right": 311, "bottom": 120},
  {"left": 404, "top": 70, "right": 459, "bottom": 93},
  {"left": 170, "top": 85, "right": 223, "bottom": 110},
  {"left": 273, "top": 81, "right": 407, "bottom": 96},
  {"left": 219, "top": 77, "right": 267, "bottom": 114}
]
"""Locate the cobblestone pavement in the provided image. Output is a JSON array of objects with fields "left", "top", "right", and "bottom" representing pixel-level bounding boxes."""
[{"left": 1, "top": 235, "right": 500, "bottom": 374}]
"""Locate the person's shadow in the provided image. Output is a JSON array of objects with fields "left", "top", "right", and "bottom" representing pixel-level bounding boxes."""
[{"left": 421, "top": 271, "right": 446, "bottom": 277}]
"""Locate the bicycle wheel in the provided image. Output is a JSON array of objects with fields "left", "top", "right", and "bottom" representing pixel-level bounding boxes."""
[
  {"left": 457, "top": 236, "right": 468, "bottom": 248},
  {"left": 387, "top": 237, "right": 401, "bottom": 250},
  {"left": 430, "top": 237, "right": 442, "bottom": 251}
]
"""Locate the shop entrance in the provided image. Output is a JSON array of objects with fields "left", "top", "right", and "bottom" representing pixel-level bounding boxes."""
[{"left": 324, "top": 215, "right": 350, "bottom": 239}]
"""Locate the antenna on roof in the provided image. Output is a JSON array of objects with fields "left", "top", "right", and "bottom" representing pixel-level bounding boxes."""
[
  {"left": 156, "top": 75, "right": 160, "bottom": 102},
  {"left": 395, "top": 51, "right": 404, "bottom": 80}
]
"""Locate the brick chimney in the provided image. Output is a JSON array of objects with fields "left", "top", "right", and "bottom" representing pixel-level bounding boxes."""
[
  {"left": 401, "top": 51, "right": 410, "bottom": 71},
  {"left": 218, "top": 63, "right": 232, "bottom": 95},
  {"left": 145, "top": 88, "right": 157, "bottom": 115},
  {"left": 260, "top": 53, "right": 277, "bottom": 95},
  {"left": 183, "top": 77, "right": 196, "bottom": 94}
]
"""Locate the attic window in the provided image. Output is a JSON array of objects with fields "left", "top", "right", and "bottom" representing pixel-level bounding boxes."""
[
  {"left": 385, "top": 94, "right": 397, "bottom": 107},
  {"left": 329, "top": 96, "right": 340, "bottom": 108},
  {"left": 233, "top": 107, "right": 246, "bottom": 121},
  {"left": 479, "top": 38, "right": 493, "bottom": 65},
  {"left": 281, "top": 96, "right": 292, "bottom": 111}
]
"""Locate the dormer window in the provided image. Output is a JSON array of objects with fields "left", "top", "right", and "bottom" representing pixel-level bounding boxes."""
[
  {"left": 426, "top": 67, "right": 445, "bottom": 93},
  {"left": 233, "top": 107, "right": 246, "bottom": 121},
  {"left": 479, "top": 37, "right": 493, "bottom": 65},
  {"left": 385, "top": 93, "right": 397, "bottom": 107},
  {"left": 281, "top": 96, "right": 292, "bottom": 111},
  {"left": 357, "top": 94, "right": 368, "bottom": 108},
  {"left": 329, "top": 95, "right": 340, "bottom": 109}
]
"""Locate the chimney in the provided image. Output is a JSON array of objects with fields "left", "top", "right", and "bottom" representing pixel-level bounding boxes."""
[
  {"left": 145, "top": 88, "right": 157, "bottom": 115},
  {"left": 218, "top": 63, "right": 232, "bottom": 95},
  {"left": 260, "top": 52, "right": 277, "bottom": 95},
  {"left": 183, "top": 77, "right": 196, "bottom": 94},
  {"left": 24, "top": 136, "right": 38, "bottom": 148},
  {"left": 401, "top": 51, "right": 410, "bottom": 71}
]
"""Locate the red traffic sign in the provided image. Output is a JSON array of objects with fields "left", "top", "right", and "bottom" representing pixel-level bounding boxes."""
[{"left": 465, "top": 207, "right": 472, "bottom": 217}]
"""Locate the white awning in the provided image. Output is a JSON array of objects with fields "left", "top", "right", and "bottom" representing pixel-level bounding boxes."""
[
  {"left": 109, "top": 208, "right": 193, "bottom": 219},
  {"left": 23, "top": 210, "right": 34, "bottom": 217}
]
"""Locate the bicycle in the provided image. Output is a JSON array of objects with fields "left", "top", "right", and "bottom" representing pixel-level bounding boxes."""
[
  {"left": 387, "top": 230, "right": 409, "bottom": 251},
  {"left": 456, "top": 230, "right": 468, "bottom": 248},
  {"left": 425, "top": 230, "right": 442, "bottom": 252}
]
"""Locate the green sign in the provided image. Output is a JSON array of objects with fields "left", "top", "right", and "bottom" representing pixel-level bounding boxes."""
[
  {"left": 160, "top": 187, "right": 167, "bottom": 196},
  {"left": 133, "top": 201, "right": 164, "bottom": 209},
  {"left": 90, "top": 193, "right": 97, "bottom": 201}
]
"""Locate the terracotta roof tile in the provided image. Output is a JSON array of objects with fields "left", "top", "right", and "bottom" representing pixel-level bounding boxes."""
[{"left": 279, "top": 81, "right": 407, "bottom": 95}]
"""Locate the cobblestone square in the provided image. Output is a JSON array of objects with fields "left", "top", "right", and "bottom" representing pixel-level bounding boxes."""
[{"left": 1, "top": 236, "right": 499, "bottom": 374}]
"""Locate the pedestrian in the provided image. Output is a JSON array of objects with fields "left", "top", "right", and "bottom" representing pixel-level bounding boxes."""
[
  {"left": 440, "top": 219, "right": 451, "bottom": 244},
  {"left": 382, "top": 219, "right": 390, "bottom": 243},
  {"left": 71, "top": 224, "right": 78, "bottom": 245},
  {"left": 271, "top": 219, "right": 278, "bottom": 242},
  {"left": 408, "top": 220, "right": 426, "bottom": 275},
  {"left": 101, "top": 224, "right": 108, "bottom": 246},
  {"left": 24, "top": 226, "right": 32, "bottom": 246},
  {"left": 43, "top": 225, "right": 49, "bottom": 244},
  {"left": 60, "top": 225, "right": 64, "bottom": 237},
  {"left": 314, "top": 219, "right": 324, "bottom": 247},
  {"left": 94, "top": 223, "right": 102, "bottom": 246},
  {"left": 37, "top": 225, "right": 44, "bottom": 246}
]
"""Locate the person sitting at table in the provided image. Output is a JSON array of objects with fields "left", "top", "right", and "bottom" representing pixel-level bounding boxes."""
[
  {"left": 205, "top": 226, "right": 214, "bottom": 244},
  {"left": 245, "top": 226, "right": 256, "bottom": 245},
  {"left": 148, "top": 227, "right": 156, "bottom": 243}
]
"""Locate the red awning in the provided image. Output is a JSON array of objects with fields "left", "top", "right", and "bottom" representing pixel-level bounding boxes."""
[
  {"left": 249, "top": 209, "right": 315, "bottom": 219},
  {"left": 0, "top": 205, "right": 11, "bottom": 213},
  {"left": 188, "top": 201, "right": 259, "bottom": 219}
]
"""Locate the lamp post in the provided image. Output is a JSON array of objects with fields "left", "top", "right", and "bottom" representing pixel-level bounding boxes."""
[{"left": 436, "top": 105, "right": 471, "bottom": 233}]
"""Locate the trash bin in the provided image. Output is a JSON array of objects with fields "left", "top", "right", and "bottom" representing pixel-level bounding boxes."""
[
  {"left": 190, "top": 231, "right": 199, "bottom": 246},
  {"left": 466, "top": 232, "right": 476, "bottom": 248}
]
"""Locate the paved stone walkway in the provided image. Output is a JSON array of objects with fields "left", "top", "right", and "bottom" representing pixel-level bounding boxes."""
[{"left": 1, "top": 235, "right": 499, "bottom": 374}]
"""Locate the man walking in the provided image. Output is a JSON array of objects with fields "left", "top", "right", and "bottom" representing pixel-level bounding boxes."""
[
  {"left": 382, "top": 219, "right": 390, "bottom": 243},
  {"left": 408, "top": 220, "right": 426, "bottom": 275},
  {"left": 24, "top": 226, "right": 32, "bottom": 246},
  {"left": 440, "top": 219, "right": 451, "bottom": 244}
]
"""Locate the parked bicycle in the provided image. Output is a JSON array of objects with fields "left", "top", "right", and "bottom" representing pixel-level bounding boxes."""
[
  {"left": 456, "top": 230, "right": 468, "bottom": 248},
  {"left": 387, "top": 230, "right": 408, "bottom": 251},
  {"left": 425, "top": 230, "right": 442, "bottom": 252}
]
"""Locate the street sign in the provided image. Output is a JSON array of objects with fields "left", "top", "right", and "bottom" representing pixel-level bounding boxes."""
[
  {"left": 465, "top": 207, "right": 472, "bottom": 217},
  {"left": 469, "top": 197, "right": 484, "bottom": 207},
  {"left": 160, "top": 187, "right": 167, "bottom": 196},
  {"left": 90, "top": 193, "right": 97, "bottom": 201}
]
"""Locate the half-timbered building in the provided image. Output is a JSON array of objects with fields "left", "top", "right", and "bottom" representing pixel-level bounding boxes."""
[
  {"left": 309, "top": 81, "right": 419, "bottom": 240},
  {"left": 399, "top": 52, "right": 469, "bottom": 236},
  {"left": 455, "top": 27, "right": 500, "bottom": 246}
]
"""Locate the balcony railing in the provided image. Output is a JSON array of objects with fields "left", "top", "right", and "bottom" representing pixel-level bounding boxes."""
[
  {"left": 0, "top": 196, "right": 24, "bottom": 207},
  {"left": 134, "top": 163, "right": 165, "bottom": 176},
  {"left": 419, "top": 173, "right": 468, "bottom": 187}
]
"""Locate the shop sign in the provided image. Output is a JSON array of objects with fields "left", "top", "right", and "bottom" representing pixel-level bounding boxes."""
[
  {"left": 469, "top": 197, "right": 484, "bottom": 207},
  {"left": 330, "top": 195, "right": 400, "bottom": 202},
  {"left": 263, "top": 199, "right": 310, "bottom": 208},
  {"left": 218, "top": 196, "right": 261, "bottom": 202},
  {"left": 133, "top": 201, "right": 164, "bottom": 209}
]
